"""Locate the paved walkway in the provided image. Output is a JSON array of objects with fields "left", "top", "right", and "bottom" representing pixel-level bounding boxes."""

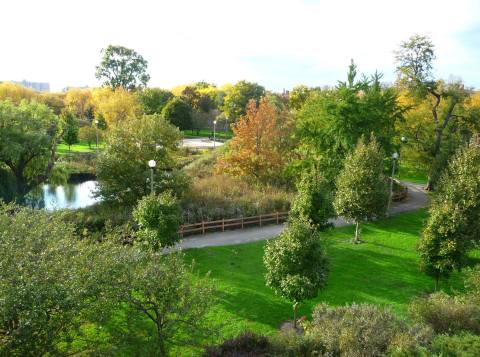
[
  {"left": 177, "top": 181, "right": 429, "bottom": 250},
  {"left": 182, "top": 137, "right": 224, "bottom": 149}
]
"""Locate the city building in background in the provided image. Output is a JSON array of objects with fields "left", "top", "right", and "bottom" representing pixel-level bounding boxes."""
[{"left": 12, "top": 80, "right": 50, "bottom": 92}]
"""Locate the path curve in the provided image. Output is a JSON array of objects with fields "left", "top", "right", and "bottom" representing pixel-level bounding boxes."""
[{"left": 177, "top": 181, "right": 429, "bottom": 250}]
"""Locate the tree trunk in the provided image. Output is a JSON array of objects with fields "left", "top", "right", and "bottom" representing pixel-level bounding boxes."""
[
  {"left": 354, "top": 221, "right": 360, "bottom": 244},
  {"left": 293, "top": 302, "right": 298, "bottom": 330},
  {"left": 156, "top": 326, "right": 167, "bottom": 356}
]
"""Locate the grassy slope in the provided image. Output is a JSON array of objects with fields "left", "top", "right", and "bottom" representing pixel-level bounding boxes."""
[
  {"left": 396, "top": 160, "right": 428, "bottom": 184},
  {"left": 56, "top": 140, "right": 105, "bottom": 155},
  {"left": 183, "top": 129, "right": 233, "bottom": 140},
  {"left": 184, "top": 209, "right": 478, "bottom": 338}
]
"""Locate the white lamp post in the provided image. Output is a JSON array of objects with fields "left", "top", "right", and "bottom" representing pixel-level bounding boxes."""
[
  {"left": 213, "top": 120, "right": 217, "bottom": 148},
  {"left": 148, "top": 160, "right": 156, "bottom": 194},
  {"left": 94, "top": 119, "right": 99, "bottom": 149},
  {"left": 387, "top": 152, "right": 399, "bottom": 215}
]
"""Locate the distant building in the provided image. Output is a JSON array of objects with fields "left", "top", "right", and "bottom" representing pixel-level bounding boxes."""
[
  {"left": 12, "top": 80, "right": 50, "bottom": 92},
  {"left": 62, "top": 85, "right": 90, "bottom": 92}
]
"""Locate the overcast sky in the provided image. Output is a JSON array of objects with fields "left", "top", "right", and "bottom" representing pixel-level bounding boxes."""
[{"left": 1, "top": 0, "right": 479, "bottom": 92}]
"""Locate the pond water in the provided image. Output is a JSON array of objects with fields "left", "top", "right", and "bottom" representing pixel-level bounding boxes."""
[{"left": 30, "top": 180, "right": 100, "bottom": 210}]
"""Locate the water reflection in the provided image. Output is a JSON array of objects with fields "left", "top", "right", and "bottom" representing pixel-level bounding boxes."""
[{"left": 30, "top": 180, "right": 100, "bottom": 210}]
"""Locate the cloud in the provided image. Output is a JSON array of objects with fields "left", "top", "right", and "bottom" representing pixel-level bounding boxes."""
[{"left": 0, "top": 0, "right": 478, "bottom": 91}]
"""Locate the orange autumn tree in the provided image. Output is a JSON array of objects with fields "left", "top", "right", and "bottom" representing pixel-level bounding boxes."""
[{"left": 216, "top": 98, "right": 293, "bottom": 182}]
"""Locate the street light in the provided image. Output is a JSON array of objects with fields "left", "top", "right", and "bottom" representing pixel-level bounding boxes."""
[
  {"left": 148, "top": 160, "right": 156, "bottom": 194},
  {"left": 387, "top": 152, "right": 399, "bottom": 215},
  {"left": 213, "top": 120, "right": 217, "bottom": 149},
  {"left": 94, "top": 119, "right": 99, "bottom": 149}
]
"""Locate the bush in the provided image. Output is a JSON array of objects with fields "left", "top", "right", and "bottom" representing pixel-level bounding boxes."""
[
  {"left": 309, "top": 303, "right": 432, "bottom": 357},
  {"left": 203, "top": 331, "right": 271, "bottom": 356},
  {"left": 430, "top": 333, "right": 480, "bottom": 357},
  {"left": 409, "top": 292, "right": 480, "bottom": 335},
  {"left": 270, "top": 330, "right": 326, "bottom": 356}
]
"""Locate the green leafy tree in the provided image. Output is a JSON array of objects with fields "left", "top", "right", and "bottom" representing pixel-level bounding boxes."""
[
  {"left": 264, "top": 219, "right": 329, "bottom": 329},
  {"left": 133, "top": 191, "right": 182, "bottom": 250},
  {"left": 161, "top": 97, "right": 192, "bottom": 130},
  {"left": 296, "top": 61, "right": 404, "bottom": 182},
  {"left": 95, "top": 45, "right": 150, "bottom": 90},
  {"left": 395, "top": 35, "right": 472, "bottom": 190},
  {"left": 289, "top": 171, "right": 334, "bottom": 231},
  {"left": 137, "top": 88, "right": 174, "bottom": 115},
  {"left": 221, "top": 80, "right": 265, "bottom": 121},
  {"left": 78, "top": 125, "right": 102, "bottom": 149},
  {"left": 288, "top": 85, "right": 318, "bottom": 110},
  {"left": 333, "top": 136, "right": 389, "bottom": 243},
  {"left": 418, "top": 146, "right": 480, "bottom": 290},
  {"left": 0, "top": 100, "right": 60, "bottom": 202},
  {"left": 95, "top": 114, "right": 188, "bottom": 206},
  {"left": 61, "top": 111, "right": 79, "bottom": 151}
]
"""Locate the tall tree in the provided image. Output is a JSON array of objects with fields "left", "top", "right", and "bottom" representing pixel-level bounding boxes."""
[
  {"left": 296, "top": 61, "right": 405, "bottom": 182},
  {"left": 395, "top": 35, "right": 472, "bottom": 190},
  {"left": 221, "top": 80, "right": 265, "bottom": 121},
  {"left": 418, "top": 146, "right": 480, "bottom": 290},
  {"left": 137, "top": 88, "right": 173, "bottom": 115},
  {"left": 216, "top": 98, "right": 294, "bottom": 183},
  {"left": 264, "top": 219, "right": 329, "bottom": 329},
  {"left": 64, "top": 89, "right": 94, "bottom": 120},
  {"left": 95, "top": 45, "right": 150, "bottom": 90},
  {"left": 333, "top": 136, "right": 389, "bottom": 243},
  {"left": 92, "top": 87, "right": 139, "bottom": 127},
  {"left": 0, "top": 100, "right": 60, "bottom": 201},
  {"left": 61, "top": 111, "right": 79, "bottom": 152},
  {"left": 161, "top": 97, "right": 192, "bottom": 130}
]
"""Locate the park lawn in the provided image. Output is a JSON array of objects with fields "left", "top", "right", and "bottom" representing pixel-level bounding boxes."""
[
  {"left": 397, "top": 160, "right": 428, "bottom": 184},
  {"left": 56, "top": 140, "right": 105, "bottom": 155},
  {"left": 184, "top": 209, "right": 479, "bottom": 339},
  {"left": 183, "top": 128, "right": 233, "bottom": 140}
]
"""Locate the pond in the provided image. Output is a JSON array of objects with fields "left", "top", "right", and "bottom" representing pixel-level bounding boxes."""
[{"left": 29, "top": 180, "right": 100, "bottom": 210}]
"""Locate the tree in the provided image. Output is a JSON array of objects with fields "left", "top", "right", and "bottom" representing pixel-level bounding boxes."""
[
  {"left": 137, "top": 88, "right": 173, "bottom": 115},
  {"left": 0, "top": 100, "right": 60, "bottom": 202},
  {"left": 297, "top": 61, "right": 404, "bottom": 182},
  {"left": 264, "top": 219, "right": 329, "bottom": 329},
  {"left": 161, "top": 97, "right": 192, "bottom": 130},
  {"left": 0, "top": 82, "right": 37, "bottom": 104},
  {"left": 395, "top": 35, "right": 472, "bottom": 190},
  {"left": 95, "top": 114, "right": 188, "bottom": 206},
  {"left": 39, "top": 92, "right": 66, "bottom": 115},
  {"left": 418, "top": 146, "right": 480, "bottom": 290},
  {"left": 221, "top": 80, "right": 265, "bottom": 121},
  {"left": 333, "top": 136, "right": 389, "bottom": 243},
  {"left": 95, "top": 45, "right": 150, "bottom": 90},
  {"left": 288, "top": 85, "right": 318, "bottom": 110},
  {"left": 92, "top": 87, "right": 139, "bottom": 127},
  {"left": 216, "top": 98, "right": 294, "bottom": 183},
  {"left": 64, "top": 88, "right": 93, "bottom": 120},
  {"left": 61, "top": 111, "right": 79, "bottom": 152},
  {"left": 133, "top": 191, "right": 182, "bottom": 250},
  {"left": 289, "top": 171, "right": 335, "bottom": 231},
  {"left": 79, "top": 125, "right": 102, "bottom": 148}
]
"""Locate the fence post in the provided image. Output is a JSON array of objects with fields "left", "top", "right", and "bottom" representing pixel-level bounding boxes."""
[
  {"left": 222, "top": 218, "right": 225, "bottom": 231},
  {"left": 202, "top": 221, "right": 205, "bottom": 235},
  {"left": 260, "top": 214, "right": 262, "bottom": 227}
]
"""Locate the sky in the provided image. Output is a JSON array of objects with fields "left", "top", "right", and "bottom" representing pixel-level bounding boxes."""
[{"left": 1, "top": 0, "right": 479, "bottom": 92}]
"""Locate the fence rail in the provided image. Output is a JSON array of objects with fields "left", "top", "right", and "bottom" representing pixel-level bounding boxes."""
[{"left": 179, "top": 212, "right": 289, "bottom": 237}]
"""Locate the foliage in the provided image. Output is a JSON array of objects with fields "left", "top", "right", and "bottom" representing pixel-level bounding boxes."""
[
  {"left": 95, "top": 44, "right": 150, "bottom": 90},
  {"left": 333, "top": 136, "right": 389, "bottom": 243},
  {"left": 221, "top": 80, "right": 265, "bottom": 121},
  {"left": 289, "top": 171, "right": 334, "bottom": 231},
  {"left": 181, "top": 174, "right": 292, "bottom": 223},
  {"left": 296, "top": 62, "right": 404, "bottom": 181},
  {"left": 133, "top": 191, "right": 182, "bottom": 250},
  {"left": 418, "top": 146, "right": 480, "bottom": 287},
  {"left": 203, "top": 331, "right": 271, "bottom": 357},
  {"left": 0, "top": 82, "right": 37, "bottom": 104},
  {"left": 78, "top": 125, "right": 102, "bottom": 148},
  {"left": 409, "top": 292, "right": 480, "bottom": 335},
  {"left": 0, "top": 99, "right": 60, "bottom": 201},
  {"left": 95, "top": 114, "right": 187, "bottom": 206},
  {"left": 216, "top": 98, "right": 294, "bottom": 183},
  {"left": 91, "top": 87, "right": 140, "bottom": 127},
  {"left": 161, "top": 96, "right": 193, "bottom": 130},
  {"left": 308, "top": 303, "right": 432, "bottom": 357},
  {"left": 181, "top": 85, "right": 215, "bottom": 113},
  {"left": 288, "top": 84, "right": 318, "bottom": 110},
  {"left": 39, "top": 92, "right": 66, "bottom": 115},
  {"left": 61, "top": 111, "right": 79, "bottom": 151},
  {"left": 264, "top": 219, "right": 329, "bottom": 326},
  {"left": 64, "top": 88, "right": 93, "bottom": 120},
  {"left": 137, "top": 87, "right": 173, "bottom": 115},
  {"left": 430, "top": 333, "right": 480, "bottom": 357}
]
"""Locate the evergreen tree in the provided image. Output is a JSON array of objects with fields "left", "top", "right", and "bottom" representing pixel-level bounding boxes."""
[{"left": 61, "top": 111, "right": 79, "bottom": 152}]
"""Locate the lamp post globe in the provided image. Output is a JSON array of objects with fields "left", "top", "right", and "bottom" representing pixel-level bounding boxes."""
[
  {"left": 213, "top": 120, "right": 217, "bottom": 148},
  {"left": 148, "top": 160, "right": 156, "bottom": 194},
  {"left": 94, "top": 119, "right": 99, "bottom": 148}
]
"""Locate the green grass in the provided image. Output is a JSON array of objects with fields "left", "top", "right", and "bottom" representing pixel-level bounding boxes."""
[
  {"left": 56, "top": 140, "right": 105, "bottom": 155},
  {"left": 184, "top": 209, "right": 479, "bottom": 338},
  {"left": 183, "top": 129, "right": 233, "bottom": 140},
  {"left": 397, "top": 160, "right": 428, "bottom": 184}
]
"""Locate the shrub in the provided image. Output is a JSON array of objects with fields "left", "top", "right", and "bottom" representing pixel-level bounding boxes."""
[
  {"left": 430, "top": 333, "right": 480, "bottom": 357},
  {"left": 409, "top": 292, "right": 480, "bottom": 335},
  {"left": 309, "top": 303, "right": 432, "bottom": 357},
  {"left": 203, "top": 331, "right": 271, "bottom": 356},
  {"left": 270, "top": 330, "right": 326, "bottom": 356}
]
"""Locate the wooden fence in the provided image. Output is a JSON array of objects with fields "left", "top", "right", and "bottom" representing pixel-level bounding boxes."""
[{"left": 179, "top": 212, "right": 288, "bottom": 237}]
